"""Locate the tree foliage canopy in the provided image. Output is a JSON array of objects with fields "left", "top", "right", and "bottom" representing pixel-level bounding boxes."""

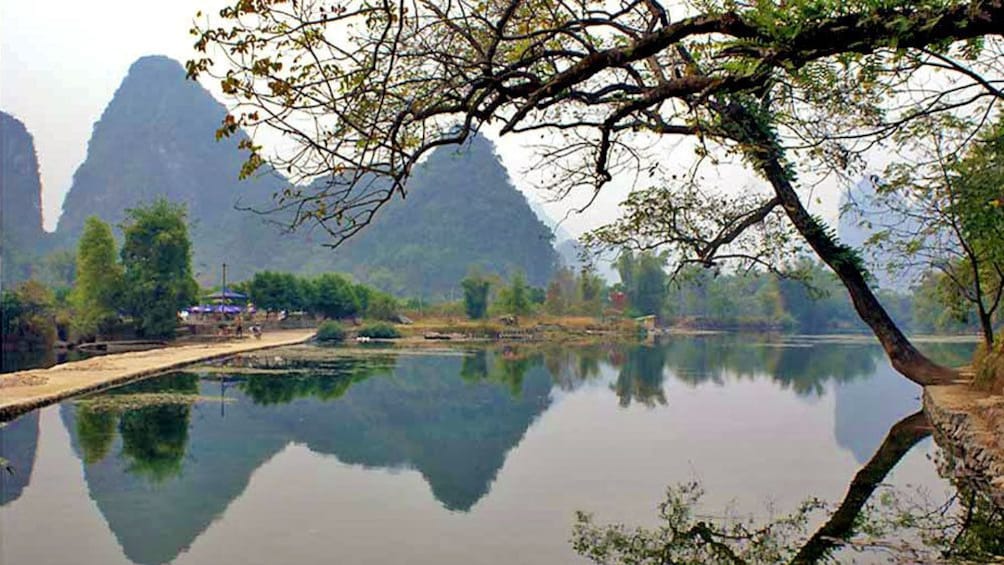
[
  {"left": 120, "top": 199, "right": 199, "bottom": 338},
  {"left": 497, "top": 271, "right": 533, "bottom": 316},
  {"left": 243, "top": 269, "right": 399, "bottom": 319},
  {"left": 0, "top": 280, "right": 56, "bottom": 349},
  {"left": 617, "top": 250, "right": 670, "bottom": 317},
  {"left": 461, "top": 272, "right": 493, "bottom": 319},
  {"left": 71, "top": 216, "right": 123, "bottom": 336}
]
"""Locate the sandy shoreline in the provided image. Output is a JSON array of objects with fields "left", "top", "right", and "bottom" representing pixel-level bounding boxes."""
[{"left": 0, "top": 329, "right": 316, "bottom": 421}]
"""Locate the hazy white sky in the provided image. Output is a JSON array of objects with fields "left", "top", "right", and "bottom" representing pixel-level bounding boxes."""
[{"left": 1, "top": 0, "right": 842, "bottom": 236}]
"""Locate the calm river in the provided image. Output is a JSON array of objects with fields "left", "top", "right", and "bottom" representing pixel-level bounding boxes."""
[{"left": 0, "top": 335, "right": 988, "bottom": 564}]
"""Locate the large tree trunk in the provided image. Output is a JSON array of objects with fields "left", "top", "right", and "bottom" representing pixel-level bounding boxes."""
[
  {"left": 790, "top": 411, "right": 932, "bottom": 564},
  {"left": 722, "top": 102, "right": 959, "bottom": 385},
  {"left": 978, "top": 308, "right": 995, "bottom": 349}
]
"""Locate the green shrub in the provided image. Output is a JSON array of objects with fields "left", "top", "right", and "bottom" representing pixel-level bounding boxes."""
[
  {"left": 364, "top": 292, "right": 399, "bottom": 321},
  {"left": 316, "top": 320, "right": 347, "bottom": 343},
  {"left": 357, "top": 323, "right": 401, "bottom": 339}
]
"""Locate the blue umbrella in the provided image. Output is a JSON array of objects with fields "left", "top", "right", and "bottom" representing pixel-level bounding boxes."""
[
  {"left": 207, "top": 290, "right": 247, "bottom": 300},
  {"left": 214, "top": 304, "right": 243, "bottom": 314}
]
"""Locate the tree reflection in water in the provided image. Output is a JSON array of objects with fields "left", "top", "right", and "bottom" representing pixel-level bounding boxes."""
[
  {"left": 458, "top": 347, "right": 536, "bottom": 396},
  {"left": 75, "top": 374, "right": 198, "bottom": 482},
  {"left": 572, "top": 411, "right": 1004, "bottom": 564},
  {"left": 613, "top": 345, "right": 668, "bottom": 407},
  {"left": 73, "top": 357, "right": 399, "bottom": 484},
  {"left": 75, "top": 406, "right": 117, "bottom": 464},
  {"left": 118, "top": 403, "right": 191, "bottom": 481},
  {"left": 237, "top": 355, "right": 396, "bottom": 405},
  {"left": 661, "top": 337, "right": 879, "bottom": 397}
]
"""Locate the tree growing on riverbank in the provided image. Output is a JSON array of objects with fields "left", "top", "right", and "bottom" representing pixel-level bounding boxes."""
[
  {"left": 616, "top": 251, "right": 670, "bottom": 319},
  {"left": 496, "top": 271, "right": 533, "bottom": 317},
  {"left": 0, "top": 281, "right": 57, "bottom": 351},
  {"left": 544, "top": 267, "right": 606, "bottom": 317},
  {"left": 120, "top": 199, "right": 198, "bottom": 339},
  {"left": 461, "top": 273, "right": 493, "bottom": 320},
  {"left": 70, "top": 217, "right": 123, "bottom": 337},
  {"left": 242, "top": 270, "right": 399, "bottom": 320}
]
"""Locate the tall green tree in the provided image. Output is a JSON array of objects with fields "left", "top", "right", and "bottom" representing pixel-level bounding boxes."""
[
  {"left": 461, "top": 272, "right": 493, "bottom": 319},
  {"left": 309, "top": 273, "right": 360, "bottom": 319},
  {"left": 616, "top": 251, "right": 668, "bottom": 318},
  {"left": 247, "top": 271, "right": 305, "bottom": 314},
  {"left": 352, "top": 283, "right": 399, "bottom": 320},
  {"left": 544, "top": 267, "right": 607, "bottom": 317},
  {"left": 120, "top": 199, "right": 198, "bottom": 338},
  {"left": 497, "top": 271, "right": 532, "bottom": 316},
  {"left": 577, "top": 269, "right": 606, "bottom": 317},
  {"left": 71, "top": 216, "right": 123, "bottom": 336}
]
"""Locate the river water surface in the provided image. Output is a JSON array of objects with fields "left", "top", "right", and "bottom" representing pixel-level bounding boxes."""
[{"left": 0, "top": 335, "right": 985, "bottom": 564}]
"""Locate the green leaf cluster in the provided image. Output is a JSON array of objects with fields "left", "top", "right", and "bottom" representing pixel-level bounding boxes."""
[
  {"left": 544, "top": 266, "right": 607, "bottom": 317},
  {"left": 120, "top": 199, "right": 199, "bottom": 339},
  {"left": 616, "top": 250, "right": 670, "bottom": 318},
  {"left": 461, "top": 273, "right": 493, "bottom": 319},
  {"left": 357, "top": 322, "right": 402, "bottom": 339},
  {"left": 495, "top": 271, "right": 533, "bottom": 316},
  {"left": 70, "top": 216, "right": 123, "bottom": 337},
  {"left": 316, "top": 320, "right": 347, "bottom": 343},
  {"left": 1, "top": 280, "right": 57, "bottom": 350},
  {"left": 244, "top": 270, "right": 399, "bottom": 320}
]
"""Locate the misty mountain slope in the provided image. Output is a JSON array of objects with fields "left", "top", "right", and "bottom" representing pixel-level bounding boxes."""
[
  {"left": 54, "top": 55, "right": 294, "bottom": 282},
  {"left": 54, "top": 57, "right": 556, "bottom": 293},
  {"left": 311, "top": 134, "right": 558, "bottom": 296},
  {"left": 1, "top": 111, "right": 47, "bottom": 284}
]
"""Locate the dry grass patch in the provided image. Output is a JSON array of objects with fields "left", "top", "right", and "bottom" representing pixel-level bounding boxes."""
[
  {"left": 972, "top": 341, "right": 1003, "bottom": 393},
  {"left": 973, "top": 341, "right": 1004, "bottom": 394}
]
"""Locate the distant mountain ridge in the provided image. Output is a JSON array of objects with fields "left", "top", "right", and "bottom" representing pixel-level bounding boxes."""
[
  {"left": 1, "top": 111, "right": 47, "bottom": 284},
  {"left": 50, "top": 55, "right": 556, "bottom": 296}
]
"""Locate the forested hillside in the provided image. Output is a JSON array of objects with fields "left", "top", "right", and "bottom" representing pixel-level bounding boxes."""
[
  {"left": 1, "top": 112, "right": 47, "bottom": 285},
  {"left": 301, "top": 135, "right": 558, "bottom": 296}
]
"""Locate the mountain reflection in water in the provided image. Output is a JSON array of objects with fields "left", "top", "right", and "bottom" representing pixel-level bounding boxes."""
[{"left": 0, "top": 336, "right": 994, "bottom": 565}]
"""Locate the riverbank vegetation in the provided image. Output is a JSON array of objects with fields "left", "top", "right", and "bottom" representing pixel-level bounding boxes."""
[
  {"left": 1, "top": 281, "right": 58, "bottom": 352},
  {"left": 2, "top": 203, "right": 405, "bottom": 356},
  {"left": 975, "top": 341, "right": 1004, "bottom": 394},
  {"left": 3, "top": 235, "right": 990, "bottom": 360},
  {"left": 235, "top": 270, "right": 400, "bottom": 321},
  {"left": 315, "top": 321, "right": 347, "bottom": 343},
  {"left": 422, "top": 256, "right": 987, "bottom": 338}
]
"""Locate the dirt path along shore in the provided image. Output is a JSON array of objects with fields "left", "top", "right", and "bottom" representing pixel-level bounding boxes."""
[{"left": 0, "top": 329, "right": 316, "bottom": 420}]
